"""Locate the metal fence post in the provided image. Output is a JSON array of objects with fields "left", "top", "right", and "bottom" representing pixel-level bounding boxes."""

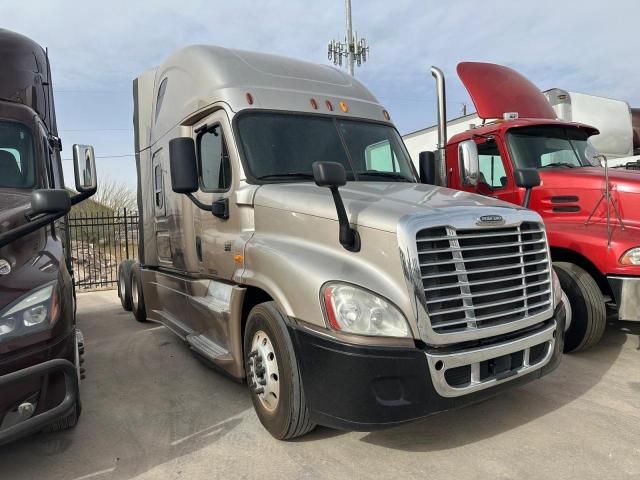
[{"left": 123, "top": 208, "right": 129, "bottom": 259}]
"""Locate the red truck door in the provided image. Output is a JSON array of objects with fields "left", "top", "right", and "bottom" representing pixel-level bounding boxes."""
[{"left": 474, "top": 138, "right": 517, "bottom": 204}]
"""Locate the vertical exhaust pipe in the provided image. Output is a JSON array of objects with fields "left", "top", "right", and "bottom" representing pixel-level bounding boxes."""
[{"left": 431, "top": 66, "right": 447, "bottom": 186}]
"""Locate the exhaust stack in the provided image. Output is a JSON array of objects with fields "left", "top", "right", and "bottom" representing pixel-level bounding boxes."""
[{"left": 431, "top": 66, "right": 447, "bottom": 186}]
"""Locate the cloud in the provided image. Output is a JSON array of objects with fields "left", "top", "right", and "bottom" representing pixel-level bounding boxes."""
[{"left": 3, "top": 0, "right": 638, "bottom": 186}]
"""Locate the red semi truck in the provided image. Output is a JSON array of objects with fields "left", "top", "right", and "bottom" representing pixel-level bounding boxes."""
[{"left": 408, "top": 62, "right": 640, "bottom": 352}]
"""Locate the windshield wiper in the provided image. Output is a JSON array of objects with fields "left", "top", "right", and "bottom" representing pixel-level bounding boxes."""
[
  {"left": 256, "top": 173, "right": 314, "bottom": 180},
  {"left": 358, "top": 171, "right": 413, "bottom": 182},
  {"left": 539, "top": 162, "right": 576, "bottom": 169}
]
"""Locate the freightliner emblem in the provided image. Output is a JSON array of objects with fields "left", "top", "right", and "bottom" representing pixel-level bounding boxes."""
[
  {"left": 0, "top": 259, "right": 11, "bottom": 276},
  {"left": 476, "top": 214, "right": 505, "bottom": 226}
]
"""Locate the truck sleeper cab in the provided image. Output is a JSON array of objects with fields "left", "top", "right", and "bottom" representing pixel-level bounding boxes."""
[
  {"left": 127, "top": 46, "right": 565, "bottom": 439},
  {"left": 406, "top": 62, "right": 640, "bottom": 353},
  {"left": 0, "top": 29, "right": 97, "bottom": 445}
]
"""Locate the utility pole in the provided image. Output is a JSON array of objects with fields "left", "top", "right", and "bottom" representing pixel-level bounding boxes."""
[{"left": 327, "top": 0, "right": 369, "bottom": 76}]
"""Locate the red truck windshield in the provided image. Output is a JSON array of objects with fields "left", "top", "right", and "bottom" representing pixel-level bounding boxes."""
[
  {"left": 236, "top": 112, "right": 417, "bottom": 183},
  {"left": 507, "top": 126, "right": 600, "bottom": 170},
  {"left": 0, "top": 121, "right": 35, "bottom": 188}
]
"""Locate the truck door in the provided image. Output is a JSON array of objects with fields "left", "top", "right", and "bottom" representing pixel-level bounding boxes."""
[
  {"left": 151, "top": 148, "right": 174, "bottom": 265},
  {"left": 474, "top": 138, "right": 516, "bottom": 204},
  {"left": 192, "top": 111, "right": 238, "bottom": 281}
]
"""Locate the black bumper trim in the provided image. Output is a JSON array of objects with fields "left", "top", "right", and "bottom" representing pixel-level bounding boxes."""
[
  {"left": 0, "top": 359, "right": 78, "bottom": 445},
  {"left": 289, "top": 306, "right": 564, "bottom": 431}
]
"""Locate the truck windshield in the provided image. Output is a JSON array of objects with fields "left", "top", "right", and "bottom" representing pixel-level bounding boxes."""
[
  {"left": 0, "top": 121, "right": 35, "bottom": 188},
  {"left": 236, "top": 112, "right": 417, "bottom": 183},
  {"left": 507, "top": 126, "right": 600, "bottom": 169}
]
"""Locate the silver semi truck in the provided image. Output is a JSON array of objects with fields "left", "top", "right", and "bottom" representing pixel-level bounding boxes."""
[{"left": 120, "top": 45, "right": 566, "bottom": 439}]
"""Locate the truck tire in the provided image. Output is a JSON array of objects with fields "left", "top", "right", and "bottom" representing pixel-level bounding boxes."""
[
  {"left": 244, "top": 302, "right": 315, "bottom": 440},
  {"left": 554, "top": 262, "right": 607, "bottom": 353},
  {"left": 130, "top": 264, "right": 147, "bottom": 323},
  {"left": 118, "top": 259, "right": 134, "bottom": 311}
]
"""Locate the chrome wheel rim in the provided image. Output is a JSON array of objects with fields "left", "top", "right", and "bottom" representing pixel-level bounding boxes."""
[
  {"left": 131, "top": 279, "right": 139, "bottom": 311},
  {"left": 248, "top": 330, "right": 280, "bottom": 411},
  {"left": 119, "top": 271, "right": 126, "bottom": 298}
]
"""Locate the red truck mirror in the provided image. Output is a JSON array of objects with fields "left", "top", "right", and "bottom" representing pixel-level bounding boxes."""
[
  {"left": 458, "top": 140, "right": 479, "bottom": 186},
  {"left": 514, "top": 168, "right": 541, "bottom": 208}
]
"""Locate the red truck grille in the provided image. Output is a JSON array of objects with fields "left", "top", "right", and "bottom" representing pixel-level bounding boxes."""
[{"left": 417, "top": 222, "right": 552, "bottom": 334}]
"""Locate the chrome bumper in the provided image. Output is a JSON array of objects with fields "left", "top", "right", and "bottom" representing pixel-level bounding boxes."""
[
  {"left": 426, "top": 321, "right": 557, "bottom": 398},
  {"left": 608, "top": 276, "right": 640, "bottom": 321}
]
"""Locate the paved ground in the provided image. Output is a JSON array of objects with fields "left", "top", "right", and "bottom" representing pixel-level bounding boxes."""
[{"left": 1, "top": 290, "right": 639, "bottom": 480}]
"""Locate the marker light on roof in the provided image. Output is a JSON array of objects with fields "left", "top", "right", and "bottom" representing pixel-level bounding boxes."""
[
  {"left": 246, "top": 93, "right": 254, "bottom": 105},
  {"left": 325, "top": 100, "right": 334, "bottom": 111},
  {"left": 339, "top": 101, "right": 349, "bottom": 113},
  {"left": 310, "top": 98, "right": 318, "bottom": 110},
  {"left": 383, "top": 110, "right": 390, "bottom": 121},
  {"left": 503, "top": 112, "right": 518, "bottom": 120}
]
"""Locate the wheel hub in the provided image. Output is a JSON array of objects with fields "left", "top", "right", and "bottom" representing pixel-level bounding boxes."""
[{"left": 248, "top": 330, "right": 280, "bottom": 411}]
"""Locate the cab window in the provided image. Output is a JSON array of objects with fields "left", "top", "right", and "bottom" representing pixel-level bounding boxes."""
[
  {"left": 198, "top": 125, "right": 231, "bottom": 191},
  {"left": 477, "top": 141, "right": 508, "bottom": 189}
]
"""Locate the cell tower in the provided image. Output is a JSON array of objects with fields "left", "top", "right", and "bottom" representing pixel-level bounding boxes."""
[{"left": 327, "top": 0, "right": 369, "bottom": 76}]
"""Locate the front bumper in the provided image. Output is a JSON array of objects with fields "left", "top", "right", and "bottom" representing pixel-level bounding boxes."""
[
  {"left": 0, "top": 330, "right": 79, "bottom": 445},
  {"left": 289, "top": 304, "right": 564, "bottom": 431},
  {"left": 608, "top": 276, "right": 640, "bottom": 321}
]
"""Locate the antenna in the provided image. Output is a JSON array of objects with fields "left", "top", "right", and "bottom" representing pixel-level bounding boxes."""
[{"left": 327, "top": 0, "right": 369, "bottom": 76}]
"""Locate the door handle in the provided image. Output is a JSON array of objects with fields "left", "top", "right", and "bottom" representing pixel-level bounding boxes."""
[{"left": 196, "top": 236, "right": 202, "bottom": 262}]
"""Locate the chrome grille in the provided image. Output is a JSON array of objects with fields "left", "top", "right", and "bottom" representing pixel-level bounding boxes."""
[{"left": 417, "top": 222, "right": 552, "bottom": 333}]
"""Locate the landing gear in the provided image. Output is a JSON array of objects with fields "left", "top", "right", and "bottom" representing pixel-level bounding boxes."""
[{"left": 244, "top": 302, "right": 315, "bottom": 440}]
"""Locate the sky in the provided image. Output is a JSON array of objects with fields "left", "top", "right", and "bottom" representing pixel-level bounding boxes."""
[{"left": 4, "top": 0, "right": 640, "bottom": 189}]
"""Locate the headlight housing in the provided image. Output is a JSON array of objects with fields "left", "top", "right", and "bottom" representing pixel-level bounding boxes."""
[
  {"left": 551, "top": 268, "right": 562, "bottom": 308},
  {"left": 322, "top": 283, "right": 411, "bottom": 338},
  {"left": 620, "top": 247, "right": 640, "bottom": 266},
  {"left": 0, "top": 282, "right": 59, "bottom": 342}
]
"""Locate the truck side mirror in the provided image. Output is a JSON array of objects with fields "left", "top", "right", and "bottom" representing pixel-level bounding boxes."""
[
  {"left": 169, "top": 137, "right": 199, "bottom": 193},
  {"left": 514, "top": 168, "right": 541, "bottom": 208},
  {"left": 169, "top": 137, "right": 224, "bottom": 216},
  {"left": 31, "top": 189, "right": 71, "bottom": 216},
  {"left": 418, "top": 151, "right": 437, "bottom": 185},
  {"left": 312, "top": 161, "right": 360, "bottom": 252},
  {"left": 73, "top": 145, "right": 97, "bottom": 193},
  {"left": 458, "top": 140, "right": 479, "bottom": 186}
]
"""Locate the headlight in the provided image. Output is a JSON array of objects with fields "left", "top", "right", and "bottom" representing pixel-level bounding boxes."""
[
  {"left": 551, "top": 268, "right": 562, "bottom": 308},
  {"left": 0, "top": 283, "right": 59, "bottom": 342},
  {"left": 322, "top": 283, "right": 410, "bottom": 338},
  {"left": 620, "top": 247, "right": 640, "bottom": 266}
]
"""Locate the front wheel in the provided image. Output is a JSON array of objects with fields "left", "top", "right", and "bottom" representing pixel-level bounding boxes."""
[
  {"left": 244, "top": 302, "right": 315, "bottom": 440},
  {"left": 554, "top": 262, "right": 607, "bottom": 353}
]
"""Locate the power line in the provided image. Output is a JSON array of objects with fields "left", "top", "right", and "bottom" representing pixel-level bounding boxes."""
[
  {"left": 61, "top": 154, "right": 135, "bottom": 161},
  {"left": 60, "top": 128, "right": 131, "bottom": 132}
]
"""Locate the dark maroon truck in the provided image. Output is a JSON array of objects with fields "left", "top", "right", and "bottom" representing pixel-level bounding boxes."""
[{"left": 0, "top": 29, "right": 97, "bottom": 444}]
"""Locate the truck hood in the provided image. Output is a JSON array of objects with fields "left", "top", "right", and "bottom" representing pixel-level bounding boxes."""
[
  {"left": 457, "top": 62, "right": 557, "bottom": 120},
  {"left": 253, "top": 182, "right": 519, "bottom": 233},
  {"left": 538, "top": 167, "right": 640, "bottom": 227}
]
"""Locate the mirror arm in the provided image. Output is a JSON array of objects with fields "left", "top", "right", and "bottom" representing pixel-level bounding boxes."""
[
  {"left": 70, "top": 188, "right": 97, "bottom": 206},
  {"left": 186, "top": 193, "right": 213, "bottom": 212},
  {"left": 329, "top": 186, "right": 360, "bottom": 252},
  {"left": 0, "top": 211, "right": 62, "bottom": 248},
  {"left": 522, "top": 188, "right": 532, "bottom": 208}
]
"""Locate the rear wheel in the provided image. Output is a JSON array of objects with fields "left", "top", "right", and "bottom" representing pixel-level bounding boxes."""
[
  {"left": 554, "top": 262, "right": 607, "bottom": 352},
  {"left": 244, "top": 302, "right": 315, "bottom": 440},
  {"left": 118, "top": 260, "right": 134, "bottom": 311},
  {"left": 130, "top": 264, "right": 147, "bottom": 323}
]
